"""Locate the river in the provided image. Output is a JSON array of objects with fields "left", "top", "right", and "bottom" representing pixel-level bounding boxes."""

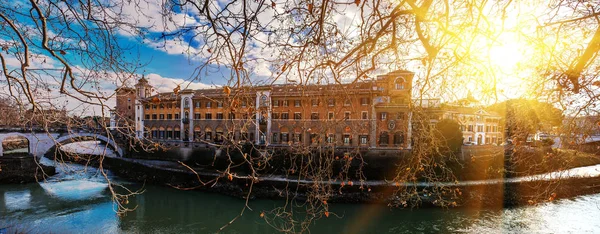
[{"left": 2, "top": 160, "right": 600, "bottom": 233}]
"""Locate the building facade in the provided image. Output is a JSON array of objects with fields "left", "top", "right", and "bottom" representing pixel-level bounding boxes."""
[
  {"left": 442, "top": 107, "right": 503, "bottom": 145},
  {"left": 120, "top": 70, "right": 415, "bottom": 149},
  {"left": 110, "top": 87, "right": 137, "bottom": 130}
]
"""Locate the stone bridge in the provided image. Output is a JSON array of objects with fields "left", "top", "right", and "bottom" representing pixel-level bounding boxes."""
[{"left": 0, "top": 132, "right": 124, "bottom": 157}]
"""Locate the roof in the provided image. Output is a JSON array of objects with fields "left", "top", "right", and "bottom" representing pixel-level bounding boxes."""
[
  {"left": 143, "top": 81, "right": 379, "bottom": 101},
  {"left": 115, "top": 87, "right": 135, "bottom": 93}
]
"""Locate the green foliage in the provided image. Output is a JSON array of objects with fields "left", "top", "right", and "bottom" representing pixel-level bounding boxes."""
[
  {"left": 486, "top": 99, "right": 563, "bottom": 139},
  {"left": 435, "top": 119, "right": 463, "bottom": 152}
]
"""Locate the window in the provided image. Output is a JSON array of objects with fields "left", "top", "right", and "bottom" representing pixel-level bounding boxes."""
[
  {"left": 217, "top": 102, "right": 223, "bottom": 108},
  {"left": 206, "top": 101, "right": 212, "bottom": 108},
  {"left": 477, "top": 125, "right": 483, "bottom": 132},
  {"left": 167, "top": 114, "right": 172, "bottom": 120},
  {"left": 229, "top": 113, "right": 235, "bottom": 119},
  {"left": 397, "top": 112, "right": 404, "bottom": 120},
  {"left": 485, "top": 126, "right": 490, "bottom": 132},
  {"left": 174, "top": 131, "right": 181, "bottom": 139},
  {"left": 281, "top": 133, "right": 289, "bottom": 143},
  {"left": 205, "top": 113, "right": 212, "bottom": 119},
  {"left": 293, "top": 133, "right": 302, "bottom": 143},
  {"left": 128, "top": 106, "right": 131, "bottom": 110},
  {"left": 216, "top": 113, "right": 224, "bottom": 119},
  {"left": 294, "top": 112, "right": 302, "bottom": 120},
  {"left": 361, "top": 97, "right": 369, "bottom": 105},
  {"left": 360, "top": 135, "right": 368, "bottom": 145},
  {"left": 395, "top": 77, "right": 405, "bottom": 90},
  {"left": 311, "top": 113, "right": 319, "bottom": 120},
  {"left": 152, "top": 104, "right": 157, "bottom": 109},
  {"left": 283, "top": 100, "right": 289, "bottom": 107},
  {"left": 468, "top": 125, "right": 473, "bottom": 131},
  {"left": 159, "top": 104, "right": 164, "bottom": 109},
  {"left": 380, "top": 112, "right": 387, "bottom": 120},
  {"left": 379, "top": 132, "right": 389, "bottom": 145},
  {"left": 145, "top": 114, "right": 150, "bottom": 120},
  {"left": 393, "top": 132, "right": 404, "bottom": 145},
  {"left": 195, "top": 101, "right": 200, "bottom": 108},
  {"left": 327, "top": 134, "right": 335, "bottom": 143},
  {"left": 167, "top": 131, "right": 173, "bottom": 139},
  {"left": 281, "top": 113, "right": 289, "bottom": 120},
  {"left": 344, "top": 99, "right": 351, "bottom": 106},
  {"left": 344, "top": 112, "right": 351, "bottom": 120},
  {"left": 272, "top": 133, "right": 279, "bottom": 143},
  {"left": 311, "top": 99, "right": 319, "bottom": 106},
  {"left": 184, "top": 98, "right": 190, "bottom": 108},
  {"left": 205, "top": 132, "right": 212, "bottom": 141},
  {"left": 328, "top": 112, "right": 334, "bottom": 120},
  {"left": 362, "top": 111, "right": 368, "bottom": 120},
  {"left": 168, "top": 103, "right": 172, "bottom": 109},
  {"left": 175, "top": 114, "right": 180, "bottom": 119},
  {"left": 145, "top": 104, "right": 150, "bottom": 110},
  {"left": 273, "top": 100, "right": 279, "bottom": 107},
  {"left": 241, "top": 101, "right": 247, "bottom": 108},
  {"left": 328, "top": 99, "right": 335, "bottom": 106},
  {"left": 272, "top": 113, "right": 279, "bottom": 119},
  {"left": 159, "top": 114, "right": 165, "bottom": 120},
  {"left": 195, "top": 113, "right": 201, "bottom": 119},
  {"left": 343, "top": 134, "right": 351, "bottom": 145},
  {"left": 294, "top": 100, "right": 301, "bottom": 107}
]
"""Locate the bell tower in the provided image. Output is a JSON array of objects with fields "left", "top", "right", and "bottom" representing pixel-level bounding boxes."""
[{"left": 134, "top": 75, "right": 153, "bottom": 139}]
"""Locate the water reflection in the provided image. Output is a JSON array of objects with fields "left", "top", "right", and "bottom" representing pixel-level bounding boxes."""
[{"left": 2, "top": 176, "right": 600, "bottom": 233}]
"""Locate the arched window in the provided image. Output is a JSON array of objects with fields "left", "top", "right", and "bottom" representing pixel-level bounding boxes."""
[
  {"left": 145, "top": 88, "right": 150, "bottom": 97},
  {"left": 379, "top": 132, "right": 389, "bottom": 146},
  {"left": 395, "top": 77, "right": 406, "bottom": 90},
  {"left": 184, "top": 97, "right": 190, "bottom": 108},
  {"left": 393, "top": 132, "right": 404, "bottom": 145}
]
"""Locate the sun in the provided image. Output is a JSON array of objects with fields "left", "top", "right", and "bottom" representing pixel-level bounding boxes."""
[
  {"left": 489, "top": 42, "right": 524, "bottom": 74},
  {"left": 478, "top": 32, "right": 537, "bottom": 98}
]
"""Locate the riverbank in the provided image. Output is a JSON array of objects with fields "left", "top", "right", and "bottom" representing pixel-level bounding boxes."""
[
  {"left": 44, "top": 141, "right": 600, "bottom": 208},
  {"left": 0, "top": 154, "right": 55, "bottom": 184},
  {"left": 48, "top": 146, "right": 600, "bottom": 209}
]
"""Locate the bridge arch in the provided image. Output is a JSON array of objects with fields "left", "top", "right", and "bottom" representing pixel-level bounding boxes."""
[
  {"left": 0, "top": 132, "right": 123, "bottom": 157},
  {"left": 45, "top": 133, "right": 124, "bottom": 157},
  {"left": 0, "top": 132, "right": 34, "bottom": 156}
]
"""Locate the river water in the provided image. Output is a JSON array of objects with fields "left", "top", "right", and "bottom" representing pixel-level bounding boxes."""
[
  {"left": 2, "top": 161, "right": 600, "bottom": 234},
  {"left": 3, "top": 141, "right": 600, "bottom": 233}
]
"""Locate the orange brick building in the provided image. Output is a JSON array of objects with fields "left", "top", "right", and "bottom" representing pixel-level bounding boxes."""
[{"left": 121, "top": 70, "right": 414, "bottom": 149}]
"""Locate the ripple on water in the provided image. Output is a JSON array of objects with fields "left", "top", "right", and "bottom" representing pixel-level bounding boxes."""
[{"left": 39, "top": 180, "right": 108, "bottom": 201}]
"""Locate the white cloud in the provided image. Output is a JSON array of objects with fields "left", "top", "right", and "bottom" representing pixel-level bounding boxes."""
[{"left": 144, "top": 73, "right": 217, "bottom": 93}]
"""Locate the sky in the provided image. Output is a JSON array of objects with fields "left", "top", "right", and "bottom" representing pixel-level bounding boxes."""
[{"left": 1, "top": 1, "right": 594, "bottom": 116}]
